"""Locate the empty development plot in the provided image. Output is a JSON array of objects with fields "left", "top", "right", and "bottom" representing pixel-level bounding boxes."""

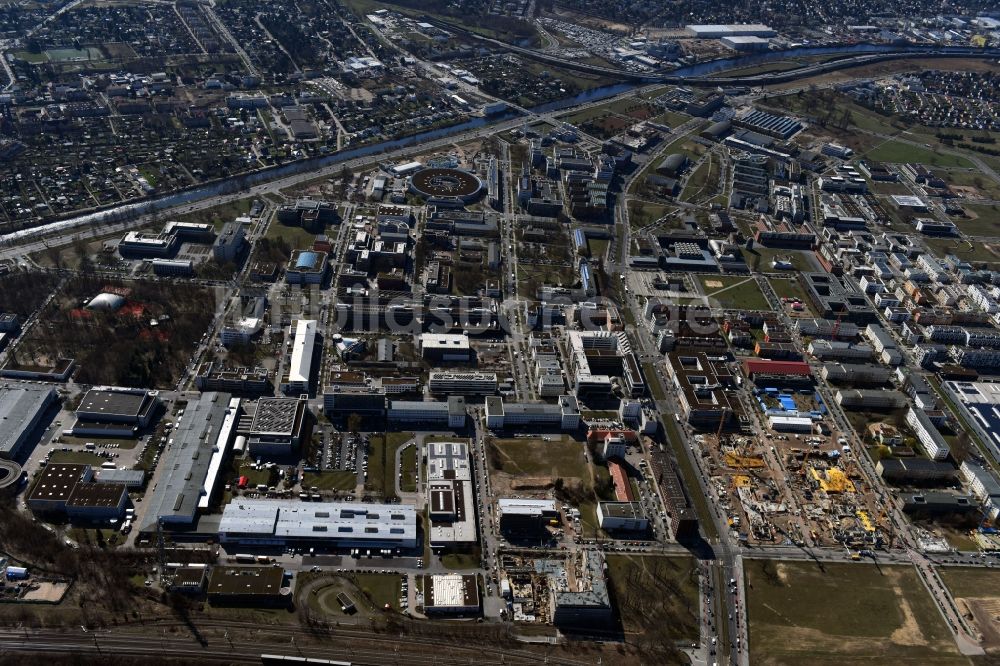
[
  {"left": 746, "top": 560, "right": 965, "bottom": 666},
  {"left": 697, "top": 275, "right": 771, "bottom": 311},
  {"left": 605, "top": 554, "right": 700, "bottom": 643},
  {"left": 940, "top": 567, "right": 1000, "bottom": 653}
]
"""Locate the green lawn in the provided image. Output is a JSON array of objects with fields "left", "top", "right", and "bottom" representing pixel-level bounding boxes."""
[
  {"left": 399, "top": 444, "right": 418, "bottom": 492},
  {"left": 746, "top": 560, "right": 964, "bottom": 666},
  {"left": 441, "top": 550, "right": 481, "bottom": 570},
  {"left": 768, "top": 277, "right": 816, "bottom": 315},
  {"left": 606, "top": 554, "right": 700, "bottom": 642},
  {"left": 175, "top": 197, "right": 259, "bottom": 231},
  {"left": 302, "top": 470, "right": 357, "bottom": 492},
  {"left": 488, "top": 437, "right": 587, "bottom": 480},
  {"left": 943, "top": 171, "right": 1000, "bottom": 201},
  {"left": 697, "top": 275, "right": 771, "bottom": 311},
  {"left": 264, "top": 219, "right": 317, "bottom": 250},
  {"left": 863, "top": 140, "right": 974, "bottom": 168},
  {"left": 939, "top": 567, "right": 1000, "bottom": 599},
  {"left": 365, "top": 432, "right": 414, "bottom": 498},
  {"left": 950, "top": 203, "right": 1000, "bottom": 237},
  {"left": 924, "top": 237, "right": 1000, "bottom": 266},
  {"left": 645, "top": 363, "right": 666, "bottom": 401},
  {"left": 48, "top": 451, "right": 105, "bottom": 465},
  {"left": 352, "top": 573, "right": 402, "bottom": 612},
  {"left": 743, "top": 246, "right": 813, "bottom": 273}
]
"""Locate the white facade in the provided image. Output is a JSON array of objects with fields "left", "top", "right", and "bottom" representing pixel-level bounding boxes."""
[{"left": 282, "top": 320, "right": 316, "bottom": 395}]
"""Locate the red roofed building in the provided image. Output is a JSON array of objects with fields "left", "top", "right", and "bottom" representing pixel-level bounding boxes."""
[
  {"left": 742, "top": 359, "right": 812, "bottom": 376},
  {"left": 608, "top": 460, "right": 634, "bottom": 502}
]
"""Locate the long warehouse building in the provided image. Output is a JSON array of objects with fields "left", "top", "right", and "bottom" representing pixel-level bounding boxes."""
[
  {"left": 138, "top": 393, "right": 240, "bottom": 533},
  {"left": 218, "top": 499, "right": 417, "bottom": 549},
  {"left": 0, "top": 383, "right": 58, "bottom": 460}
]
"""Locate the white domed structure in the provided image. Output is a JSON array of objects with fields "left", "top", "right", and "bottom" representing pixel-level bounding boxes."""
[{"left": 86, "top": 292, "right": 125, "bottom": 312}]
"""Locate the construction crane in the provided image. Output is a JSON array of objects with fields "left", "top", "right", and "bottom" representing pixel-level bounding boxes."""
[{"left": 830, "top": 310, "right": 845, "bottom": 340}]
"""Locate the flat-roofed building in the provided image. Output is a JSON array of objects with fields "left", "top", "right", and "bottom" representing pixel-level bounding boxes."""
[
  {"left": 218, "top": 499, "right": 417, "bottom": 549},
  {"left": 877, "top": 458, "right": 957, "bottom": 484},
  {"left": 66, "top": 481, "right": 128, "bottom": 521},
  {"left": 207, "top": 566, "right": 290, "bottom": 606},
  {"left": 281, "top": 320, "right": 317, "bottom": 395},
  {"left": 906, "top": 407, "right": 950, "bottom": 460},
  {"left": 323, "top": 385, "right": 387, "bottom": 415},
  {"left": 483, "top": 395, "right": 581, "bottom": 430},
  {"left": 95, "top": 468, "right": 146, "bottom": 488},
  {"left": 550, "top": 551, "right": 612, "bottom": 628},
  {"left": 73, "top": 387, "right": 160, "bottom": 438},
  {"left": 497, "top": 498, "right": 559, "bottom": 539},
  {"left": 428, "top": 371, "right": 498, "bottom": 395},
  {"left": 942, "top": 381, "right": 1000, "bottom": 460},
  {"left": 423, "top": 574, "right": 480, "bottom": 614},
  {"left": 427, "top": 441, "right": 477, "bottom": 548},
  {"left": 138, "top": 393, "right": 239, "bottom": 532},
  {"left": 0, "top": 382, "right": 58, "bottom": 460},
  {"left": 667, "top": 353, "right": 738, "bottom": 428},
  {"left": 419, "top": 333, "right": 473, "bottom": 363},
  {"left": 388, "top": 397, "right": 466, "bottom": 428},
  {"left": 597, "top": 501, "right": 648, "bottom": 532},
  {"left": 245, "top": 397, "right": 307, "bottom": 456},
  {"left": 195, "top": 363, "right": 270, "bottom": 394},
  {"left": 285, "top": 250, "right": 328, "bottom": 285},
  {"left": 27, "top": 463, "right": 91, "bottom": 513}
]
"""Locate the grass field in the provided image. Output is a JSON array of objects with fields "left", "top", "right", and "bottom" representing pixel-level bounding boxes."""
[
  {"left": 48, "top": 451, "right": 105, "bottom": 465},
  {"left": 746, "top": 560, "right": 965, "bottom": 666},
  {"left": 644, "top": 362, "right": 665, "bottom": 400},
  {"left": 301, "top": 470, "right": 357, "bottom": 492},
  {"left": 924, "top": 237, "right": 1000, "bottom": 265},
  {"left": 175, "top": 197, "right": 259, "bottom": 231},
  {"left": 264, "top": 219, "right": 318, "bottom": 250},
  {"left": 605, "top": 554, "right": 700, "bottom": 642},
  {"left": 365, "top": 432, "right": 414, "bottom": 497},
  {"left": 352, "top": 573, "right": 402, "bottom": 612},
  {"left": 863, "top": 140, "right": 974, "bottom": 169},
  {"left": 943, "top": 171, "right": 1000, "bottom": 201},
  {"left": 489, "top": 437, "right": 587, "bottom": 480},
  {"left": 743, "top": 246, "right": 816, "bottom": 273},
  {"left": 951, "top": 203, "right": 1000, "bottom": 237},
  {"left": 768, "top": 277, "right": 815, "bottom": 314},
  {"left": 698, "top": 275, "right": 771, "bottom": 311},
  {"left": 399, "top": 444, "right": 418, "bottom": 492}
]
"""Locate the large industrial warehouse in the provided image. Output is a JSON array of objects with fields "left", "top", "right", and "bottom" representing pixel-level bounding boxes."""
[{"left": 218, "top": 499, "right": 418, "bottom": 549}]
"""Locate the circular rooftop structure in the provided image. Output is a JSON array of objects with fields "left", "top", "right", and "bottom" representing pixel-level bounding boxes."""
[
  {"left": 408, "top": 167, "right": 483, "bottom": 202},
  {"left": 0, "top": 459, "right": 23, "bottom": 494}
]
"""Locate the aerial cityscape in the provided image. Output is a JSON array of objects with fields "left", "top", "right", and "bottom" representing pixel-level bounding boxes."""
[{"left": 1, "top": 1, "right": 1000, "bottom": 665}]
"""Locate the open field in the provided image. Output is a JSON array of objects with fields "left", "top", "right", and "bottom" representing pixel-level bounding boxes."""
[
  {"left": 943, "top": 171, "right": 1000, "bottom": 202},
  {"left": 399, "top": 444, "right": 418, "bottom": 493},
  {"left": 863, "top": 140, "right": 974, "bottom": 169},
  {"left": 487, "top": 436, "right": 587, "bottom": 480},
  {"left": 365, "top": 432, "right": 414, "bottom": 497},
  {"left": 951, "top": 204, "right": 1000, "bottom": 237},
  {"left": 746, "top": 560, "right": 965, "bottom": 666},
  {"left": 924, "top": 237, "right": 1000, "bottom": 266},
  {"left": 768, "top": 277, "right": 812, "bottom": 309},
  {"left": 697, "top": 275, "right": 771, "bottom": 311},
  {"left": 939, "top": 565, "right": 1000, "bottom": 650},
  {"left": 741, "top": 246, "right": 815, "bottom": 273},
  {"left": 302, "top": 470, "right": 357, "bottom": 492},
  {"left": 48, "top": 450, "right": 105, "bottom": 465},
  {"left": 606, "top": 554, "right": 700, "bottom": 643}
]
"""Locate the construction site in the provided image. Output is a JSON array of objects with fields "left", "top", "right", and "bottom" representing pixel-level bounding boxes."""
[{"left": 697, "top": 362, "right": 893, "bottom": 551}]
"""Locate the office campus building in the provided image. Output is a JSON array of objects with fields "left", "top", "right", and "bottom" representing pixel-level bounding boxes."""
[
  {"left": 244, "top": 397, "right": 308, "bottom": 456},
  {"left": 427, "top": 441, "right": 477, "bottom": 548}
]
